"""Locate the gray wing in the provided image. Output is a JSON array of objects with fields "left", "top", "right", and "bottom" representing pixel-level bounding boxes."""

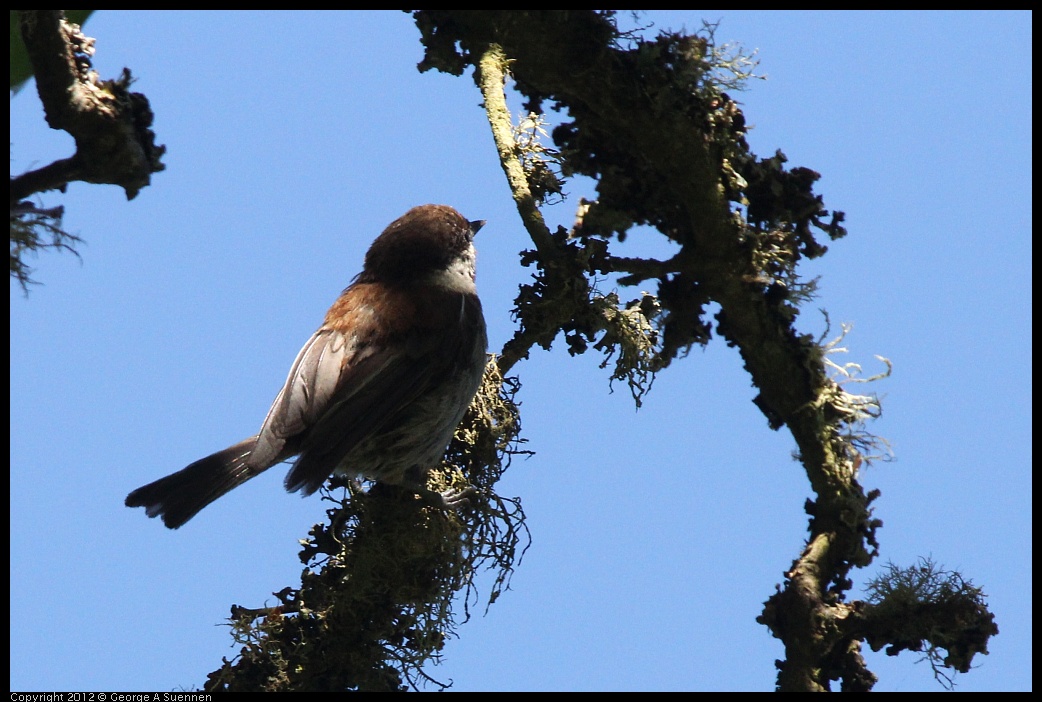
[
  {"left": 248, "top": 327, "right": 443, "bottom": 495},
  {"left": 248, "top": 329, "right": 358, "bottom": 468}
]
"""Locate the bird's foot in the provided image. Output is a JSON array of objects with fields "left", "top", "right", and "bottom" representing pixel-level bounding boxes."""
[
  {"left": 434, "top": 484, "right": 478, "bottom": 510},
  {"left": 402, "top": 482, "right": 477, "bottom": 511}
]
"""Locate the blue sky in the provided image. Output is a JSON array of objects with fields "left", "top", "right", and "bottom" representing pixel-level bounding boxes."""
[{"left": 10, "top": 10, "right": 1031, "bottom": 692}]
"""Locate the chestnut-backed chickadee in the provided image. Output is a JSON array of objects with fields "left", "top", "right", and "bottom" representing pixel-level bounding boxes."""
[{"left": 126, "top": 204, "right": 488, "bottom": 529}]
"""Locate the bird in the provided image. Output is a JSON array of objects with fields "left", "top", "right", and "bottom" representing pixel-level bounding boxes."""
[{"left": 125, "top": 204, "right": 488, "bottom": 529}]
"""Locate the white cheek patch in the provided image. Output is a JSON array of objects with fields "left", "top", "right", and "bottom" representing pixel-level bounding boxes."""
[{"left": 424, "top": 245, "right": 477, "bottom": 294}]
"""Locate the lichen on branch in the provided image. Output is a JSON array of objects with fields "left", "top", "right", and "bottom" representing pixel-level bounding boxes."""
[{"left": 411, "top": 10, "right": 995, "bottom": 691}]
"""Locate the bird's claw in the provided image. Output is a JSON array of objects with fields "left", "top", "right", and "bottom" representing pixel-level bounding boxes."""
[{"left": 437, "top": 484, "right": 478, "bottom": 510}]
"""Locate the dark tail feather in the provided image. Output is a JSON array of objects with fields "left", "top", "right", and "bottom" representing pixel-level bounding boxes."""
[{"left": 125, "top": 437, "right": 262, "bottom": 529}]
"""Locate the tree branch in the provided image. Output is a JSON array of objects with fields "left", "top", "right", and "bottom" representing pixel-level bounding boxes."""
[
  {"left": 11, "top": 10, "right": 165, "bottom": 204},
  {"left": 475, "top": 44, "right": 557, "bottom": 261},
  {"left": 410, "top": 10, "right": 957, "bottom": 691}
]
